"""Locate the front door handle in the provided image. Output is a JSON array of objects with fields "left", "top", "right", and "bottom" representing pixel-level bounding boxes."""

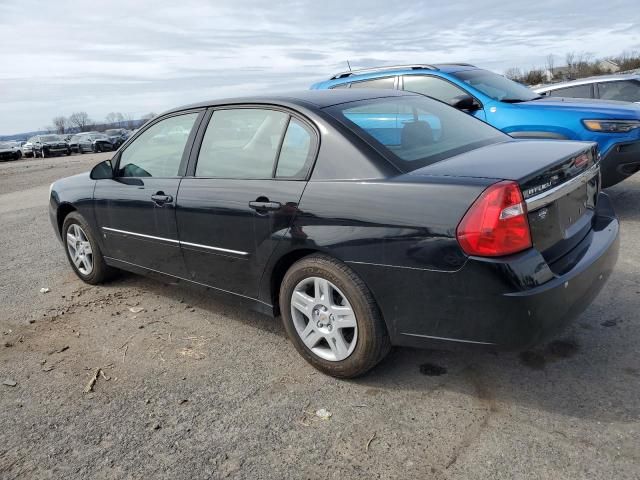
[
  {"left": 249, "top": 200, "right": 281, "bottom": 212},
  {"left": 151, "top": 192, "right": 173, "bottom": 205}
]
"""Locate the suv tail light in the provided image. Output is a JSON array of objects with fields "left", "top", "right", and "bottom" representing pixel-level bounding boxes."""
[{"left": 456, "top": 181, "right": 532, "bottom": 257}]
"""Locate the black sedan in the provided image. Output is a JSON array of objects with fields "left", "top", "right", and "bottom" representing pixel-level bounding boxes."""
[
  {"left": 77, "top": 133, "right": 114, "bottom": 153},
  {"left": 32, "top": 134, "right": 70, "bottom": 157},
  {"left": 49, "top": 90, "right": 619, "bottom": 378}
]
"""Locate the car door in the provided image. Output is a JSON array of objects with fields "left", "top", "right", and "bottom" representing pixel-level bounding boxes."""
[
  {"left": 93, "top": 110, "right": 202, "bottom": 276},
  {"left": 401, "top": 75, "right": 486, "bottom": 121},
  {"left": 176, "top": 107, "right": 317, "bottom": 298}
]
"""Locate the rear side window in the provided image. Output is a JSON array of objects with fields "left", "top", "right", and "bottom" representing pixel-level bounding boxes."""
[
  {"left": 598, "top": 80, "right": 640, "bottom": 102},
  {"left": 348, "top": 77, "right": 395, "bottom": 89},
  {"left": 275, "top": 119, "right": 314, "bottom": 178},
  {"left": 196, "top": 109, "right": 288, "bottom": 178},
  {"left": 326, "top": 96, "right": 506, "bottom": 172},
  {"left": 118, "top": 113, "right": 198, "bottom": 177},
  {"left": 549, "top": 84, "right": 593, "bottom": 99},
  {"left": 403, "top": 75, "right": 469, "bottom": 105}
]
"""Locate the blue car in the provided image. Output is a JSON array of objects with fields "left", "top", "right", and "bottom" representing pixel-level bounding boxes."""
[{"left": 311, "top": 64, "right": 640, "bottom": 187}]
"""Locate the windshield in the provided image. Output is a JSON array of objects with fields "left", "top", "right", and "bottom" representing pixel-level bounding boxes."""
[
  {"left": 325, "top": 95, "right": 507, "bottom": 172},
  {"left": 93, "top": 134, "right": 108, "bottom": 139},
  {"left": 105, "top": 129, "right": 120, "bottom": 136},
  {"left": 453, "top": 70, "right": 540, "bottom": 102},
  {"left": 41, "top": 135, "right": 59, "bottom": 142}
]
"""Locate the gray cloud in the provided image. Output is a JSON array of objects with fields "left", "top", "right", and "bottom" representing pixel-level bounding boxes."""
[{"left": 0, "top": 0, "right": 638, "bottom": 134}]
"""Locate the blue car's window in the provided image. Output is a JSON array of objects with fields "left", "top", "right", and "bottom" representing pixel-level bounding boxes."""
[
  {"left": 275, "top": 119, "right": 314, "bottom": 179},
  {"left": 453, "top": 70, "right": 539, "bottom": 102},
  {"left": 403, "top": 75, "right": 468, "bottom": 106},
  {"left": 327, "top": 96, "right": 506, "bottom": 172}
]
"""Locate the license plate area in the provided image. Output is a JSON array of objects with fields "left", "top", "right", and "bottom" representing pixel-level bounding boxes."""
[{"left": 528, "top": 182, "right": 594, "bottom": 263}]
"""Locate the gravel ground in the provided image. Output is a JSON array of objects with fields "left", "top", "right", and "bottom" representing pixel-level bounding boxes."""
[{"left": 0, "top": 153, "right": 639, "bottom": 479}]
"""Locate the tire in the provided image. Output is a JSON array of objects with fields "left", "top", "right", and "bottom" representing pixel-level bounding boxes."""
[
  {"left": 78, "top": 146, "right": 84, "bottom": 154},
  {"left": 14, "top": 151, "right": 21, "bottom": 160},
  {"left": 279, "top": 254, "right": 390, "bottom": 378},
  {"left": 62, "top": 212, "right": 115, "bottom": 284}
]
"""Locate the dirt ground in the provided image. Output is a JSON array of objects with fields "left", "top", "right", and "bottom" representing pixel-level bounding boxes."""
[{"left": 0, "top": 153, "right": 639, "bottom": 479}]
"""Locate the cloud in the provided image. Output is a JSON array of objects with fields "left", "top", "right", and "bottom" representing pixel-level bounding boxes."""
[{"left": 0, "top": 0, "right": 638, "bottom": 134}]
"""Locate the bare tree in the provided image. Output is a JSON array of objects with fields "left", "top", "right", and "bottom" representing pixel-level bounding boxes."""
[
  {"left": 140, "top": 112, "right": 157, "bottom": 125},
  {"left": 565, "top": 52, "right": 576, "bottom": 77},
  {"left": 123, "top": 113, "right": 136, "bottom": 129},
  {"left": 545, "top": 54, "right": 555, "bottom": 79},
  {"left": 504, "top": 67, "right": 523, "bottom": 81},
  {"left": 105, "top": 112, "right": 119, "bottom": 126},
  {"left": 68, "top": 112, "right": 92, "bottom": 132},
  {"left": 52, "top": 116, "right": 68, "bottom": 134}
]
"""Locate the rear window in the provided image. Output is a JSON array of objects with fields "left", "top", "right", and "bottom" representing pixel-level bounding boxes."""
[{"left": 325, "top": 95, "right": 506, "bottom": 172}]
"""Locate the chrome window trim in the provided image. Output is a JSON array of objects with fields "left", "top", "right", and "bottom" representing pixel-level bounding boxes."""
[
  {"left": 101, "top": 227, "right": 248, "bottom": 256},
  {"left": 525, "top": 163, "right": 600, "bottom": 211}
]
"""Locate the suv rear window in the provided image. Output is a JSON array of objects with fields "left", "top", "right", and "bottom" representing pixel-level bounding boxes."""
[{"left": 325, "top": 96, "right": 506, "bottom": 172}]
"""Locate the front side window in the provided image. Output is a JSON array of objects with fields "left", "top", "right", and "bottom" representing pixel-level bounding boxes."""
[
  {"left": 196, "top": 109, "right": 288, "bottom": 178},
  {"left": 598, "top": 80, "right": 640, "bottom": 102},
  {"left": 326, "top": 95, "right": 507, "bottom": 172},
  {"left": 550, "top": 84, "right": 593, "bottom": 99},
  {"left": 117, "top": 113, "right": 198, "bottom": 178},
  {"left": 453, "top": 69, "right": 540, "bottom": 102},
  {"left": 403, "top": 75, "right": 469, "bottom": 105}
]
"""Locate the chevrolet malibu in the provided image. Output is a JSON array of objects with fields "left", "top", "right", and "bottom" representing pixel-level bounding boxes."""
[{"left": 49, "top": 90, "right": 619, "bottom": 378}]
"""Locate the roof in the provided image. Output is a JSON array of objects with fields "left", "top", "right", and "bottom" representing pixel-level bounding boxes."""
[
  {"left": 165, "top": 89, "right": 419, "bottom": 114},
  {"left": 327, "top": 63, "right": 478, "bottom": 80},
  {"left": 536, "top": 73, "right": 640, "bottom": 92}
]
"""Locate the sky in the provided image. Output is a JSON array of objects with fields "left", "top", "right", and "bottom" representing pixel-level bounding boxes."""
[{"left": 0, "top": 0, "right": 639, "bottom": 135}]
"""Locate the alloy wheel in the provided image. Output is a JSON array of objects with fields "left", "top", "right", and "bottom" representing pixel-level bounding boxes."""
[
  {"left": 290, "top": 276, "right": 358, "bottom": 362},
  {"left": 66, "top": 224, "right": 93, "bottom": 275}
]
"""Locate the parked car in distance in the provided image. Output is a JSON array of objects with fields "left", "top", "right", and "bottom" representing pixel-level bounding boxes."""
[
  {"left": 104, "top": 128, "right": 130, "bottom": 149},
  {"left": 535, "top": 74, "right": 640, "bottom": 103},
  {"left": 77, "top": 133, "right": 114, "bottom": 153},
  {"left": 311, "top": 64, "right": 640, "bottom": 187},
  {"left": 49, "top": 90, "right": 619, "bottom": 378},
  {"left": 22, "top": 138, "right": 35, "bottom": 157},
  {"left": 0, "top": 141, "right": 22, "bottom": 161},
  {"left": 32, "top": 134, "right": 70, "bottom": 157}
]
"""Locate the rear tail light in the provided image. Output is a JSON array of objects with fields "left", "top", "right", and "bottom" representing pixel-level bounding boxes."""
[{"left": 456, "top": 181, "right": 532, "bottom": 257}]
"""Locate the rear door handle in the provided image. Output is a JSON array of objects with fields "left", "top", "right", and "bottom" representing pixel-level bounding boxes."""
[
  {"left": 249, "top": 201, "right": 281, "bottom": 211},
  {"left": 151, "top": 193, "right": 173, "bottom": 205}
]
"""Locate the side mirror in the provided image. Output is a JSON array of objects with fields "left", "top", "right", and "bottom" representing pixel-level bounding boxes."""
[
  {"left": 451, "top": 95, "right": 481, "bottom": 112},
  {"left": 90, "top": 159, "right": 114, "bottom": 180}
]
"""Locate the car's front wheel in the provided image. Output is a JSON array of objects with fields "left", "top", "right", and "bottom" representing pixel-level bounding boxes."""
[
  {"left": 279, "top": 254, "right": 390, "bottom": 378},
  {"left": 62, "top": 212, "right": 114, "bottom": 284}
]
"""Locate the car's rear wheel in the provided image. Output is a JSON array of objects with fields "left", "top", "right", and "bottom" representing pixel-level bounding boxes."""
[
  {"left": 62, "top": 212, "right": 114, "bottom": 284},
  {"left": 14, "top": 151, "right": 21, "bottom": 160},
  {"left": 279, "top": 254, "right": 390, "bottom": 378}
]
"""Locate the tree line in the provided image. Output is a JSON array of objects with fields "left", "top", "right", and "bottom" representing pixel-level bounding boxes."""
[
  {"left": 504, "top": 50, "right": 640, "bottom": 86},
  {"left": 46, "top": 111, "right": 157, "bottom": 135}
]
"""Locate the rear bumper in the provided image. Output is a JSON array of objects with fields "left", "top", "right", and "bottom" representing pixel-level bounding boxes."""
[
  {"left": 349, "top": 193, "right": 619, "bottom": 350},
  {"left": 600, "top": 140, "right": 640, "bottom": 187}
]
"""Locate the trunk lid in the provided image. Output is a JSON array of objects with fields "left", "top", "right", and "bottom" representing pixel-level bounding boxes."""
[{"left": 409, "top": 140, "right": 601, "bottom": 266}]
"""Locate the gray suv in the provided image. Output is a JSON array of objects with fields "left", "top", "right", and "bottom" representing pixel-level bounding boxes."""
[{"left": 535, "top": 74, "right": 640, "bottom": 103}]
